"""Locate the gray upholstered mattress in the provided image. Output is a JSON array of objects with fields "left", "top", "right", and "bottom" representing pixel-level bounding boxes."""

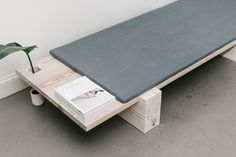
[{"left": 50, "top": 0, "right": 236, "bottom": 103}]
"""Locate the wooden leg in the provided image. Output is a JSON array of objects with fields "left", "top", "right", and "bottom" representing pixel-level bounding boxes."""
[
  {"left": 119, "top": 88, "right": 162, "bottom": 134},
  {"left": 222, "top": 46, "right": 236, "bottom": 62}
]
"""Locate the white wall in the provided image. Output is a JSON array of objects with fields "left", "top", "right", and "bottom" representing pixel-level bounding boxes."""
[{"left": 0, "top": 0, "right": 175, "bottom": 99}]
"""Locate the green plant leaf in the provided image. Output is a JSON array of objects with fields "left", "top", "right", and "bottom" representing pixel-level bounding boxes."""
[
  {"left": 23, "top": 45, "right": 37, "bottom": 54},
  {"left": 0, "top": 42, "right": 37, "bottom": 60},
  {"left": 6, "top": 42, "right": 22, "bottom": 47}
]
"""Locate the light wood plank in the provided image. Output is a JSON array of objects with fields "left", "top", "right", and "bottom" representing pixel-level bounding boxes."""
[{"left": 16, "top": 56, "right": 138, "bottom": 131}]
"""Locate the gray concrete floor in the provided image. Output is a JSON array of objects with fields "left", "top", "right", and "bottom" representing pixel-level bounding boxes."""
[{"left": 0, "top": 57, "right": 236, "bottom": 157}]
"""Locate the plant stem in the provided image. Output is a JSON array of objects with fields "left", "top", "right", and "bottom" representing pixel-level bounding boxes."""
[{"left": 26, "top": 53, "right": 35, "bottom": 73}]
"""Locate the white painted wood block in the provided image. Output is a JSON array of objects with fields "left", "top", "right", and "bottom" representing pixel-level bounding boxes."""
[
  {"left": 222, "top": 46, "right": 236, "bottom": 62},
  {"left": 119, "top": 88, "right": 162, "bottom": 133}
]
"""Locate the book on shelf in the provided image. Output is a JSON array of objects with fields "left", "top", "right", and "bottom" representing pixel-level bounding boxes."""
[{"left": 55, "top": 76, "right": 116, "bottom": 122}]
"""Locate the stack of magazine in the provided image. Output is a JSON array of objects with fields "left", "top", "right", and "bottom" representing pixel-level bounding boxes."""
[{"left": 55, "top": 76, "right": 116, "bottom": 123}]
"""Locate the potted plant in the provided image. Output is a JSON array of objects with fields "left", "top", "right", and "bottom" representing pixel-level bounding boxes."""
[{"left": 0, "top": 42, "right": 44, "bottom": 106}]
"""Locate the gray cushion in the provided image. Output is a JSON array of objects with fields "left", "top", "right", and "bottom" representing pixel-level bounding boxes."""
[{"left": 50, "top": 0, "right": 236, "bottom": 103}]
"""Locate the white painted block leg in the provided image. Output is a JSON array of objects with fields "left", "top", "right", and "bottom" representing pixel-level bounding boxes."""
[
  {"left": 222, "top": 46, "right": 236, "bottom": 62},
  {"left": 119, "top": 88, "right": 162, "bottom": 134}
]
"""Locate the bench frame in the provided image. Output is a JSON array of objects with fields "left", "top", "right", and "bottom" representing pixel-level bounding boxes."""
[{"left": 16, "top": 41, "right": 236, "bottom": 133}]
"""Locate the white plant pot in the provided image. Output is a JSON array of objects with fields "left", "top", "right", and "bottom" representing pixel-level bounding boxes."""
[{"left": 30, "top": 89, "right": 44, "bottom": 106}]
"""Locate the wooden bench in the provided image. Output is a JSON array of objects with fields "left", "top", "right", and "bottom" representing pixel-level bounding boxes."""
[{"left": 16, "top": 43, "right": 236, "bottom": 133}]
